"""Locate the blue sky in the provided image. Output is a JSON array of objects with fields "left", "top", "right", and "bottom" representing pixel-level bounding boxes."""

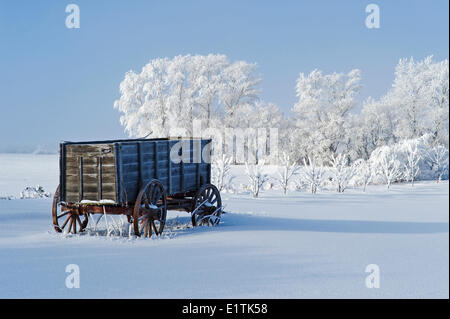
[{"left": 0, "top": 0, "right": 448, "bottom": 153}]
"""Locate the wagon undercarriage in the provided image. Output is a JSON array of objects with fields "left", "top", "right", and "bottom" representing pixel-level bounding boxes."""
[{"left": 53, "top": 182, "right": 223, "bottom": 237}]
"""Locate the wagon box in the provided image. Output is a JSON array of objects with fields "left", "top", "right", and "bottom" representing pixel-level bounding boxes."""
[
  {"left": 59, "top": 138, "right": 212, "bottom": 204},
  {"left": 52, "top": 137, "right": 222, "bottom": 237}
]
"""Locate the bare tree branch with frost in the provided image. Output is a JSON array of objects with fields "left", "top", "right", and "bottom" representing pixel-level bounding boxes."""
[
  {"left": 353, "top": 159, "right": 372, "bottom": 192},
  {"left": 426, "top": 145, "right": 449, "bottom": 183},
  {"left": 299, "top": 156, "right": 326, "bottom": 194},
  {"left": 275, "top": 152, "right": 300, "bottom": 195},
  {"left": 404, "top": 144, "right": 421, "bottom": 186},
  {"left": 329, "top": 153, "right": 357, "bottom": 193},
  {"left": 376, "top": 152, "right": 402, "bottom": 189},
  {"left": 245, "top": 160, "right": 269, "bottom": 198},
  {"left": 212, "top": 154, "right": 234, "bottom": 192}
]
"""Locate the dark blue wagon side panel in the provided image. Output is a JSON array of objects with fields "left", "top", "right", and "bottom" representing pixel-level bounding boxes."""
[
  {"left": 117, "top": 142, "right": 139, "bottom": 203},
  {"left": 116, "top": 138, "right": 211, "bottom": 202}
]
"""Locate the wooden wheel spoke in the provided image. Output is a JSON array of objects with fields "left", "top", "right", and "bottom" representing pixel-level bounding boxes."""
[
  {"left": 208, "top": 192, "right": 216, "bottom": 202},
  {"left": 144, "top": 198, "right": 150, "bottom": 209},
  {"left": 72, "top": 216, "right": 77, "bottom": 233},
  {"left": 149, "top": 185, "right": 156, "bottom": 203},
  {"left": 153, "top": 189, "right": 162, "bottom": 204},
  {"left": 139, "top": 218, "right": 147, "bottom": 234},
  {"left": 149, "top": 184, "right": 159, "bottom": 203},
  {"left": 61, "top": 214, "right": 71, "bottom": 229},
  {"left": 75, "top": 215, "right": 83, "bottom": 231},
  {"left": 141, "top": 192, "right": 149, "bottom": 208},
  {"left": 145, "top": 220, "right": 150, "bottom": 237},
  {"left": 67, "top": 217, "right": 73, "bottom": 234},
  {"left": 151, "top": 219, "right": 158, "bottom": 236},
  {"left": 57, "top": 211, "right": 70, "bottom": 220}
]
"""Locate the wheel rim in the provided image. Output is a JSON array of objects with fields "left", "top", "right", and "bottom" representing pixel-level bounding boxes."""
[
  {"left": 191, "top": 184, "right": 222, "bottom": 227},
  {"left": 133, "top": 180, "right": 167, "bottom": 237},
  {"left": 52, "top": 185, "right": 88, "bottom": 234}
]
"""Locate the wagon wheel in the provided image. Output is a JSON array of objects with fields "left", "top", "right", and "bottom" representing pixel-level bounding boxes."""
[
  {"left": 52, "top": 185, "right": 88, "bottom": 234},
  {"left": 133, "top": 180, "right": 167, "bottom": 238},
  {"left": 191, "top": 184, "right": 222, "bottom": 227}
]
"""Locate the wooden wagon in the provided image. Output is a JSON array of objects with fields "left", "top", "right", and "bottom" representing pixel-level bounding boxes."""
[{"left": 52, "top": 138, "right": 223, "bottom": 237}]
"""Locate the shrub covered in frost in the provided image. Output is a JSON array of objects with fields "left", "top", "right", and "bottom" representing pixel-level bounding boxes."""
[
  {"left": 20, "top": 185, "right": 51, "bottom": 199},
  {"left": 297, "top": 156, "right": 327, "bottom": 194},
  {"left": 369, "top": 135, "right": 449, "bottom": 185},
  {"left": 212, "top": 154, "right": 235, "bottom": 192},
  {"left": 245, "top": 160, "right": 269, "bottom": 198}
]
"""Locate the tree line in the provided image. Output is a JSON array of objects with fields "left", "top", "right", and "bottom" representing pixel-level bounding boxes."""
[{"left": 114, "top": 54, "right": 449, "bottom": 168}]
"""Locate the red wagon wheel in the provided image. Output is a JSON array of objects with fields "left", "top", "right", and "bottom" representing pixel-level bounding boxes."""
[
  {"left": 191, "top": 184, "right": 222, "bottom": 227},
  {"left": 52, "top": 185, "right": 88, "bottom": 234},
  {"left": 133, "top": 180, "right": 167, "bottom": 238}
]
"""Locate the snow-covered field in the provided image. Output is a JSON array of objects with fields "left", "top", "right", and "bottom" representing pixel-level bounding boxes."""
[{"left": 0, "top": 154, "right": 448, "bottom": 298}]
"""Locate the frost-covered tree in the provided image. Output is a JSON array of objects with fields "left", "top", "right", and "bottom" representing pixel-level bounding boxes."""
[
  {"left": 390, "top": 57, "right": 433, "bottom": 140},
  {"left": 212, "top": 154, "right": 234, "bottom": 192},
  {"left": 429, "top": 59, "right": 449, "bottom": 147},
  {"left": 242, "top": 102, "right": 283, "bottom": 164},
  {"left": 292, "top": 69, "right": 361, "bottom": 163},
  {"left": 403, "top": 144, "right": 421, "bottom": 186},
  {"left": 329, "top": 153, "right": 356, "bottom": 193},
  {"left": 193, "top": 55, "right": 229, "bottom": 128},
  {"left": 114, "top": 61, "right": 169, "bottom": 138},
  {"left": 299, "top": 156, "right": 326, "bottom": 194},
  {"left": 353, "top": 159, "right": 372, "bottom": 192},
  {"left": 219, "top": 61, "right": 261, "bottom": 128},
  {"left": 364, "top": 56, "right": 450, "bottom": 145},
  {"left": 358, "top": 96, "right": 399, "bottom": 158},
  {"left": 114, "top": 54, "right": 261, "bottom": 138},
  {"left": 373, "top": 147, "right": 402, "bottom": 189},
  {"left": 355, "top": 56, "right": 449, "bottom": 165},
  {"left": 275, "top": 152, "right": 300, "bottom": 195},
  {"left": 245, "top": 160, "right": 269, "bottom": 198},
  {"left": 426, "top": 145, "right": 449, "bottom": 183}
]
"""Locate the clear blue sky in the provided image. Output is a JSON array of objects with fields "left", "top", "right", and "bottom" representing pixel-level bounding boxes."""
[{"left": 0, "top": 0, "right": 448, "bottom": 153}]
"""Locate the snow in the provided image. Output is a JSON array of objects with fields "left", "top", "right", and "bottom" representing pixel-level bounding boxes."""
[
  {"left": 79, "top": 199, "right": 116, "bottom": 205},
  {"left": 0, "top": 154, "right": 448, "bottom": 298}
]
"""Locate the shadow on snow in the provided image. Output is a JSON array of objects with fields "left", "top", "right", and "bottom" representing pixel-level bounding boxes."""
[{"left": 216, "top": 213, "right": 449, "bottom": 235}]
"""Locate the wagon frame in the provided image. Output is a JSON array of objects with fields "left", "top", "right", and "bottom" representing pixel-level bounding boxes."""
[{"left": 52, "top": 138, "right": 223, "bottom": 237}]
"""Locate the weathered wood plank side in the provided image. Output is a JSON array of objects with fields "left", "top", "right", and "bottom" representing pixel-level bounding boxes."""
[{"left": 63, "top": 143, "right": 116, "bottom": 203}]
